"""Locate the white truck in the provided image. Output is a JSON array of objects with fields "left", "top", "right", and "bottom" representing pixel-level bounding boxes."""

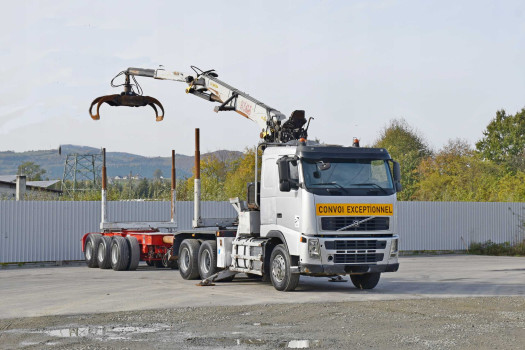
[{"left": 84, "top": 66, "right": 402, "bottom": 291}]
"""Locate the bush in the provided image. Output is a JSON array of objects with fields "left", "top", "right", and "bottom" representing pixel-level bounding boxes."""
[{"left": 469, "top": 240, "right": 525, "bottom": 256}]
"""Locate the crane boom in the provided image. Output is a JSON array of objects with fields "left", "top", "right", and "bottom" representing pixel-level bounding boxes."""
[{"left": 90, "top": 66, "right": 311, "bottom": 143}]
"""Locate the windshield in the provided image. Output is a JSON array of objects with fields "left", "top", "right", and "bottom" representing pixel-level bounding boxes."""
[{"left": 302, "top": 159, "right": 395, "bottom": 196}]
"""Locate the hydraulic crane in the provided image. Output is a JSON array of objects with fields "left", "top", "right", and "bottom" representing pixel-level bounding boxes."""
[{"left": 89, "top": 66, "right": 312, "bottom": 143}]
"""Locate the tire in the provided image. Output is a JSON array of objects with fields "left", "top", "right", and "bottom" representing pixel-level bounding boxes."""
[
  {"left": 111, "top": 236, "right": 130, "bottom": 271},
  {"left": 178, "top": 239, "right": 201, "bottom": 280},
  {"left": 162, "top": 253, "right": 178, "bottom": 269},
  {"left": 198, "top": 240, "right": 218, "bottom": 279},
  {"left": 154, "top": 260, "right": 164, "bottom": 268},
  {"left": 84, "top": 234, "right": 102, "bottom": 268},
  {"left": 350, "top": 272, "right": 381, "bottom": 289},
  {"left": 97, "top": 236, "right": 113, "bottom": 269},
  {"left": 126, "top": 236, "right": 140, "bottom": 271},
  {"left": 146, "top": 260, "right": 154, "bottom": 267},
  {"left": 269, "top": 244, "right": 300, "bottom": 291}
]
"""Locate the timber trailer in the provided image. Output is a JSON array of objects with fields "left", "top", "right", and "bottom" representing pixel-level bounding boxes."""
[{"left": 82, "top": 66, "right": 402, "bottom": 291}]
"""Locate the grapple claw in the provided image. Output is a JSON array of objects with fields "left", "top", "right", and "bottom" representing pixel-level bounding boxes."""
[{"left": 89, "top": 93, "right": 165, "bottom": 121}]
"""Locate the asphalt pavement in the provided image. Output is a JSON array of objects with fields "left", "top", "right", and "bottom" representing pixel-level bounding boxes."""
[{"left": 0, "top": 255, "right": 524, "bottom": 319}]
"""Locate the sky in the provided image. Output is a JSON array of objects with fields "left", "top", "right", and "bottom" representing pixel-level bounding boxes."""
[{"left": 1, "top": 0, "right": 524, "bottom": 157}]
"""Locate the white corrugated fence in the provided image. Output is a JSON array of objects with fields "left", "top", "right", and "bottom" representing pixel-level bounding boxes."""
[{"left": 1, "top": 201, "right": 524, "bottom": 263}]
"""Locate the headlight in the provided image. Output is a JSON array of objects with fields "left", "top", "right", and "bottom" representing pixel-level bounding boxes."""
[
  {"left": 390, "top": 239, "right": 399, "bottom": 257},
  {"left": 308, "top": 238, "right": 320, "bottom": 258}
]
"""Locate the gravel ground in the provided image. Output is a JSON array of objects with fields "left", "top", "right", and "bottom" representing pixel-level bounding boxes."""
[{"left": 1, "top": 297, "right": 524, "bottom": 350}]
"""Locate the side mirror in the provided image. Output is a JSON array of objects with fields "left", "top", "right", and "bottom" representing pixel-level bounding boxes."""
[
  {"left": 277, "top": 157, "right": 298, "bottom": 192},
  {"left": 393, "top": 161, "right": 403, "bottom": 192}
]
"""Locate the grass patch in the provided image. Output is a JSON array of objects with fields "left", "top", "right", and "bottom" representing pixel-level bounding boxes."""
[{"left": 469, "top": 240, "right": 525, "bottom": 256}]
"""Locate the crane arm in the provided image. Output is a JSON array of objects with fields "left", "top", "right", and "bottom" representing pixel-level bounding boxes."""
[{"left": 90, "top": 66, "right": 311, "bottom": 143}]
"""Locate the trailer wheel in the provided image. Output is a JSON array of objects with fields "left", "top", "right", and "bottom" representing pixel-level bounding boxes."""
[
  {"left": 126, "top": 236, "right": 140, "bottom": 271},
  {"left": 111, "top": 236, "right": 130, "bottom": 271},
  {"left": 178, "top": 239, "right": 200, "bottom": 280},
  {"left": 97, "top": 236, "right": 113, "bottom": 269},
  {"left": 84, "top": 234, "right": 102, "bottom": 268},
  {"left": 350, "top": 273, "right": 381, "bottom": 290},
  {"left": 270, "top": 244, "right": 300, "bottom": 292},
  {"left": 198, "top": 240, "right": 218, "bottom": 279}
]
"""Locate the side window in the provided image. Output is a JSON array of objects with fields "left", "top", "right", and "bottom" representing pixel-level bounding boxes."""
[{"left": 263, "top": 158, "right": 276, "bottom": 190}]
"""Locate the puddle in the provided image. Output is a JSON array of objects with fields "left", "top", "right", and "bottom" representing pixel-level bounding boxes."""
[
  {"left": 40, "top": 324, "right": 170, "bottom": 340},
  {"left": 237, "top": 338, "right": 268, "bottom": 345},
  {"left": 282, "top": 339, "right": 321, "bottom": 348}
]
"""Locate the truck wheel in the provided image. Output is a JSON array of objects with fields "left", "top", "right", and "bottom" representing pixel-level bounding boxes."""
[
  {"left": 350, "top": 272, "right": 381, "bottom": 289},
  {"left": 146, "top": 260, "right": 154, "bottom": 266},
  {"left": 198, "top": 240, "right": 218, "bottom": 279},
  {"left": 84, "top": 233, "right": 102, "bottom": 268},
  {"left": 126, "top": 236, "right": 140, "bottom": 271},
  {"left": 111, "top": 236, "right": 130, "bottom": 271},
  {"left": 97, "top": 236, "right": 113, "bottom": 269},
  {"left": 178, "top": 239, "right": 201, "bottom": 280},
  {"left": 270, "top": 244, "right": 300, "bottom": 292},
  {"left": 162, "top": 253, "right": 178, "bottom": 269}
]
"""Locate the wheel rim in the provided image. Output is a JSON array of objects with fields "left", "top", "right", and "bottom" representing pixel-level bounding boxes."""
[
  {"left": 85, "top": 241, "right": 92, "bottom": 260},
  {"left": 97, "top": 242, "right": 105, "bottom": 263},
  {"left": 272, "top": 254, "right": 286, "bottom": 283},
  {"left": 180, "top": 247, "right": 190, "bottom": 272},
  {"left": 201, "top": 249, "right": 211, "bottom": 274},
  {"left": 111, "top": 243, "right": 119, "bottom": 265}
]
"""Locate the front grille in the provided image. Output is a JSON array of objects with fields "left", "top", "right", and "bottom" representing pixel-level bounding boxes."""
[
  {"left": 325, "top": 240, "right": 386, "bottom": 250},
  {"left": 334, "top": 253, "right": 384, "bottom": 264},
  {"left": 321, "top": 217, "right": 389, "bottom": 231}
]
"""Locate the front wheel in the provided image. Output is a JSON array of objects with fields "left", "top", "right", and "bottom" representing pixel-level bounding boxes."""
[
  {"left": 269, "top": 244, "right": 299, "bottom": 292},
  {"left": 350, "top": 272, "right": 381, "bottom": 289}
]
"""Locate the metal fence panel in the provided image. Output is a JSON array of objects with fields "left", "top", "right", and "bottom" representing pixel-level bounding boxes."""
[
  {"left": 1, "top": 201, "right": 524, "bottom": 263},
  {"left": 398, "top": 202, "right": 525, "bottom": 251},
  {"left": 0, "top": 201, "right": 236, "bottom": 263}
]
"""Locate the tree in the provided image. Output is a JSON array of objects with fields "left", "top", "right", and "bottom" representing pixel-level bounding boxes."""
[
  {"left": 135, "top": 178, "right": 150, "bottom": 198},
  {"left": 476, "top": 108, "right": 525, "bottom": 170},
  {"left": 373, "top": 119, "right": 431, "bottom": 200},
  {"left": 153, "top": 169, "right": 163, "bottom": 180},
  {"left": 413, "top": 139, "right": 503, "bottom": 201},
  {"left": 223, "top": 148, "right": 260, "bottom": 200},
  {"left": 17, "top": 161, "right": 47, "bottom": 181}
]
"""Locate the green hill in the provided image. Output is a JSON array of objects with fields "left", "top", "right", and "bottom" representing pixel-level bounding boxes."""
[{"left": 0, "top": 145, "right": 242, "bottom": 180}]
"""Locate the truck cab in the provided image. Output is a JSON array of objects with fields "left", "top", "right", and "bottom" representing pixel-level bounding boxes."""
[{"left": 258, "top": 141, "right": 400, "bottom": 283}]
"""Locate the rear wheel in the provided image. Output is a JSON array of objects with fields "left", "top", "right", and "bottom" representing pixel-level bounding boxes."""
[
  {"left": 178, "top": 239, "right": 201, "bottom": 280},
  {"left": 97, "top": 236, "right": 112, "bottom": 269},
  {"left": 198, "top": 240, "right": 218, "bottom": 279},
  {"left": 126, "top": 236, "right": 140, "bottom": 271},
  {"left": 270, "top": 244, "right": 300, "bottom": 292},
  {"left": 350, "top": 272, "right": 381, "bottom": 289},
  {"left": 111, "top": 236, "right": 130, "bottom": 271},
  {"left": 84, "top": 234, "right": 102, "bottom": 268}
]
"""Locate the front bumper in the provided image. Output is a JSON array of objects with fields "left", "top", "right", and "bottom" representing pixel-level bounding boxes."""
[{"left": 300, "top": 262, "right": 399, "bottom": 276}]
